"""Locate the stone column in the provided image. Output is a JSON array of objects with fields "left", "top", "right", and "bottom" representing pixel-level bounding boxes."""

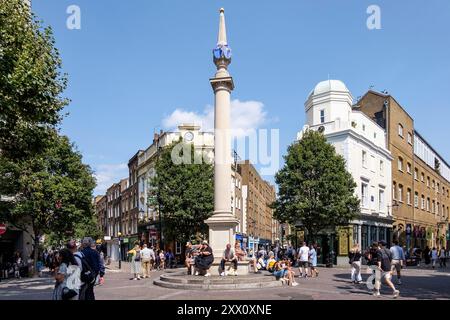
[{"left": 204, "top": 9, "right": 243, "bottom": 273}]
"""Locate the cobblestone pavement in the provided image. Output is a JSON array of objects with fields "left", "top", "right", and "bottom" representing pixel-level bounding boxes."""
[{"left": 1, "top": 265, "right": 449, "bottom": 300}]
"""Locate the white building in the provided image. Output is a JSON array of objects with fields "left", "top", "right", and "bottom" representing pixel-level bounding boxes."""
[
  {"left": 135, "top": 124, "right": 214, "bottom": 243},
  {"left": 297, "top": 80, "right": 393, "bottom": 264}
]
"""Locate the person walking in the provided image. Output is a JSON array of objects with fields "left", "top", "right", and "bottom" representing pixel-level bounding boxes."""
[
  {"left": 309, "top": 243, "right": 319, "bottom": 278},
  {"left": 52, "top": 248, "right": 81, "bottom": 300},
  {"left": 439, "top": 247, "right": 447, "bottom": 268},
  {"left": 297, "top": 242, "right": 310, "bottom": 278},
  {"left": 348, "top": 244, "right": 362, "bottom": 284},
  {"left": 390, "top": 240, "right": 405, "bottom": 285},
  {"left": 158, "top": 250, "right": 165, "bottom": 270},
  {"left": 79, "top": 237, "right": 102, "bottom": 300},
  {"left": 430, "top": 247, "right": 438, "bottom": 269},
  {"left": 140, "top": 244, "right": 152, "bottom": 278},
  {"left": 423, "top": 246, "right": 431, "bottom": 267},
  {"left": 373, "top": 241, "right": 399, "bottom": 298},
  {"left": 128, "top": 243, "right": 141, "bottom": 280}
]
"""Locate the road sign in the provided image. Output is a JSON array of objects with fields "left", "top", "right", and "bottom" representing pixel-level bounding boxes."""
[{"left": 0, "top": 224, "right": 6, "bottom": 235}]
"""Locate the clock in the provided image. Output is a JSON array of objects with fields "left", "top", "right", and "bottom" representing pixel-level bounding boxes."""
[{"left": 184, "top": 131, "right": 194, "bottom": 142}]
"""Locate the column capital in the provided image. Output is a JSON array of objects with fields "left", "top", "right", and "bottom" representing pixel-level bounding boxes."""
[{"left": 210, "top": 76, "right": 234, "bottom": 93}]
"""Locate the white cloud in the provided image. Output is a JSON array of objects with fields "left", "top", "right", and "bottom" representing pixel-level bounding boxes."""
[
  {"left": 162, "top": 99, "right": 267, "bottom": 138},
  {"left": 92, "top": 163, "right": 128, "bottom": 195}
]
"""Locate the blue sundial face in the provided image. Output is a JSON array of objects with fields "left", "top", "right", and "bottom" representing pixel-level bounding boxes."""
[
  {"left": 213, "top": 48, "right": 222, "bottom": 59},
  {"left": 223, "top": 47, "right": 232, "bottom": 59}
]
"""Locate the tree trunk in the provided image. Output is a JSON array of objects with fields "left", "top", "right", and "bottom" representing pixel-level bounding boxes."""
[{"left": 33, "top": 236, "right": 39, "bottom": 277}]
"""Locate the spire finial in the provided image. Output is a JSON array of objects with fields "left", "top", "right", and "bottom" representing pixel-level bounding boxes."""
[{"left": 217, "top": 8, "right": 227, "bottom": 46}]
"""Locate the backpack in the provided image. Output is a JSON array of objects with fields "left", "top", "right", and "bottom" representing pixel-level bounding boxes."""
[
  {"left": 379, "top": 248, "right": 392, "bottom": 271},
  {"left": 78, "top": 252, "right": 96, "bottom": 286},
  {"left": 65, "top": 264, "right": 82, "bottom": 290}
]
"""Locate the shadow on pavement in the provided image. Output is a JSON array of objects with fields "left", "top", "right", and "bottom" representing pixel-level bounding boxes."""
[{"left": 333, "top": 271, "right": 450, "bottom": 300}]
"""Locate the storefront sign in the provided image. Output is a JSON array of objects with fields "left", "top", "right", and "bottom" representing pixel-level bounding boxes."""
[
  {"left": 123, "top": 238, "right": 129, "bottom": 244},
  {"left": 103, "top": 236, "right": 111, "bottom": 241}
]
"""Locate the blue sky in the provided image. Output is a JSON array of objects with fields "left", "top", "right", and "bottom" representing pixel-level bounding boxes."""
[{"left": 32, "top": 0, "right": 450, "bottom": 195}]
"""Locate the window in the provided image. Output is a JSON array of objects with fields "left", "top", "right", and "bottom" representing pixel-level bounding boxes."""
[
  {"left": 437, "top": 202, "right": 440, "bottom": 215},
  {"left": 421, "top": 173, "right": 424, "bottom": 182},
  {"left": 362, "top": 124, "right": 366, "bottom": 132},
  {"left": 414, "top": 168, "right": 418, "bottom": 180},
  {"left": 414, "top": 192, "right": 419, "bottom": 208},
  {"left": 320, "top": 109, "right": 325, "bottom": 123},
  {"left": 407, "top": 188, "right": 411, "bottom": 205},
  {"left": 361, "top": 183, "right": 369, "bottom": 208},
  {"left": 421, "top": 195, "right": 425, "bottom": 210},
  {"left": 407, "top": 163, "right": 412, "bottom": 174},
  {"left": 398, "top": 184, "right": 403, "bottom": 202},
  {"left": 362, "top": 151, "right": 367, "bottom": 168},
  {"left": 427, "top": 177, "right": 430, "bottom": 187},
  {"left": 374, "top": 132, "right": 377, "bottom": 139},
  {"left": 426, "top": 197, "right": 430, "bottom": 212},
  {"left": 432, "top": 200, "right": 435, "bottom": 214},
  {"left": 379, "top": 189, "right": 385, "bottom": 212},
  {"left": 398, "top": 124, "right": 404, "bottom": 137},
  {"left": 437, "top": 183, "right": 440, "bottom": 193},
  {"left": 432, "top": 180, "right": 435, "bottom": 188},
  {"left": 398, "top": 157, "right": 403, "bottom": 171},
  {"left": 407, "top": 133, "right": 412, "bottom": 144}
]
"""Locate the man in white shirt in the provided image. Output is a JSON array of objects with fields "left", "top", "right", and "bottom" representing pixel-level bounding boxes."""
[
  {"left": 298, "top": 242, "right": 310, "bottom": 278},
  {"left": 140, "top": 244, "right": 154, "bottom": 278}
]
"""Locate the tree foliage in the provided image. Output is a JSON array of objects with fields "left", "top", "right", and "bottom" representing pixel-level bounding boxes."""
[
  {"left": 0, "top": 2, "right": 97, "bottom": 273},
  {"left": 148, "top": 140, "right": 213, "bottom": 244},
  {"left": 0, "top": 0, "right": 68, "bottom": 159},
  {"left": 1, "top": 132, "right": 95, "bottom": 241},
  {"left": 272, "top": 130, "right": 360, "bottom": 239}
]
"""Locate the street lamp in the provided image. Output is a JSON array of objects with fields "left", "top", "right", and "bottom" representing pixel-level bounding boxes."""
[{"left": 117, "top": 231, "right": 122, "bottom": 269}]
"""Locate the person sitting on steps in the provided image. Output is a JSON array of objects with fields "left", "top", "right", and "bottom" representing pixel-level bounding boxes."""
[
  {"left": 220, "top": 243, "right": 238, "bottom": 276},
  {"left": 194, "top": 241, "right": 214, "bottom": 277}
]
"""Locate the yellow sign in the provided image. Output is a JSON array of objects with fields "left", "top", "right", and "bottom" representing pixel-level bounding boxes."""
[{"left": 337, "top": 226, "right": 351, "bottom": 256}]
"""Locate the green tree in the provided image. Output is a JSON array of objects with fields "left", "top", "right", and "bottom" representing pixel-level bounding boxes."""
[
  {"left": 148, "top": 140, "right": 214, "bottom": 246},
  {"left": 272, "top": 130, "right": 360, "bottom": 240},
  {"left": 0, "top": 132, "right": 95, "bottom": 275},
  {"left": 0, "top": 0, "right": 68, "bottom": 159}
]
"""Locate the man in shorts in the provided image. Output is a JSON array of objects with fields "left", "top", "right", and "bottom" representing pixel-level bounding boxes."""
[
  {"left": 374, "top": 240, "right": 400, "bottom": 298},
  {"left": 390, "top": 240, "right": 405, "bottom": 285},
  {"left": 297, "top": 242, "right": 310, "bottom": 278}
]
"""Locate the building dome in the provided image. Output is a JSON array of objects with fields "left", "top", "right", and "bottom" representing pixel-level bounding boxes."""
[{"left": 308, "top": 80, "right": 349, "bottom": 98}]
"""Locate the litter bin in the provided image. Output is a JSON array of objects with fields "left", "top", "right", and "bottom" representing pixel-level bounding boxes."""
[{"left": 326, "top": 251, "right": 335, "bottom": 268}]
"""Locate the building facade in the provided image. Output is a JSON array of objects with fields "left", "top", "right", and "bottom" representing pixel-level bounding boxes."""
[
  {"left": 297, "top": 80, "right": 394, "bottom": 265},
  {"left": 238, "top": 160, "right": 278, "bottom": 253},
  {"left": 357, "top": 91, "right": 450, "bottom": 250},
  {"left": 136, "top": 124, "right": 214, "bottom": 249}
]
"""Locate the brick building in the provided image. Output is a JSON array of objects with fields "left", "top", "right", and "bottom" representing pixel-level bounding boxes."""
[{"left": 357, "top": 91, "right": 450, "bottom": 250}]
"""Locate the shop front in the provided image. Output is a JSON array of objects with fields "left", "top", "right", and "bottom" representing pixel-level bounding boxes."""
[{"left": 248, "top": 236, "right": 259, "bottom": 254}]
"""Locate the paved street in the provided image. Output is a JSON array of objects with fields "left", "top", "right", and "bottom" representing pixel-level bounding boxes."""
[{"left": 1, "top": 265, "right": 449, "bottom": 300}]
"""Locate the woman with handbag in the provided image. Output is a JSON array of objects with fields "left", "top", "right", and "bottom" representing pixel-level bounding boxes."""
[
  {"left": 128, "top": 243, "right": 142, "bottom": 280},
  {"left": 52, "top": 248, "right": 81, "bottom": 300},
  {"left": 348, "top": 244, "right": 362, "bottom": 284}
]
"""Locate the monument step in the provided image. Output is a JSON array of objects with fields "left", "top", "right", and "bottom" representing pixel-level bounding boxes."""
[
  {"left": 153, "top": 277, "right": 283, "bottom": 290},
  {"left": 159, "top": 273, "right": 276, "bottom": 285}
]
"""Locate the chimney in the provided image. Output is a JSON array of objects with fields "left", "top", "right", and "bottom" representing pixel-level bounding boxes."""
[{"left": 153, "top": 132, "right": 159, "bottom": 143}]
